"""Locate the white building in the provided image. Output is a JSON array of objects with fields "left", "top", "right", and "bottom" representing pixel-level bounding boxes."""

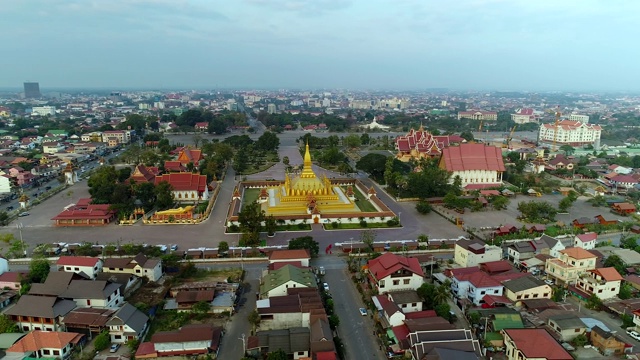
[
  {"left": 32, "top": 106, "right": 56, "bottom": 116},
  {"left": 107, "top": 303, "right": 149, "bottom": 343},
  {"left": 574, "top": 233, "right": 597, "bottom": 250},
  {"left": 451, "top": 271, "right": 503, "bottom": 306},
  {"left": 0, "top": 175, "right": 12, "bottom": 194},
  {"left": 511, "top": 108, "right": 537, "bottom": 124},
  {"left": 60, "top": 280, "right": 123, "bottom": 308},
  {"left": 575, "top": 267, "right": 622, "bottom": 300},
  {"left": 454, "top": 239, "right": 502, "bottom": 267},
  {"left": 267, "top": 103, "right": 276, "bottom": 114},
  {"left": 56, "top": 256, "right": 103, "bottom": 279},
  {"left": 367, "top": 253, "right": 424, "bottom": 294},
  {"left": 539, "top": 120, "right": 602, "bottom": 146},
  {"left": 439, "top": 143, "right": 505, "bottom": 189},
  {"left": 569, "top": 114, "right": 590, "bottom": 123}
]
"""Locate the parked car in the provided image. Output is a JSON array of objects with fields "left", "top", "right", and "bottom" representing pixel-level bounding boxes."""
[
  {"left": 6, "top": 206, "right": 14, "bottom": 211},
  {"left": 545, "top": 279, "right": 554, "bottom": 286},
  {"left": 109, "top": 344, "right": 121, "bottom": 353},
  {"left": 319, "top": 266, "right": 326, "bottom": 275},
  {"left": 18, "top": 212, "right": 30, "bottom": 217},
  {"left": 359, "top": 308, "right": 367, "bottom": 316},
  {"left": 627, "top": 330, "right": 640, "bottom": 341},
  {"left": 170, "top": 244, "right": 178, "bottom": 251},
  {"left": 323, "top": 283, "right": 329, "bottom": 291}
]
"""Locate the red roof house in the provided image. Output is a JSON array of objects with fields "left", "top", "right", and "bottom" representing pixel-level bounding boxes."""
[
  {"left": 438, "top": 144, "right": 505, "bottom": 189},
  {"left": 502, "top": 328, "right": 573, "bottom": 359},
  {"left": 51, "top": 198, "right": 116, "bottom": 226},
  {"left": 154, "top": 173, "right": 209, "bottom": 201},
  {"left": 367, "top": 253, "right": 424, "bottom": 294}
]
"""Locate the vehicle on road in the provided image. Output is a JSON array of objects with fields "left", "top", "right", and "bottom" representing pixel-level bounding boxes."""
[
  {"left": 323, "top": 283, "right": 329, "bottom": 291},
  {"left": 170, "top": 244, "right": 178, "bottom": 251},
  {"left": 359, "top": 308, "right": 367, "bottom": 316},
  {"left": 110, "top": 344, "right": 121, "bottom": 353},
  {"left": 319, "top": 266, "right": 325, "bottom": 275},
  {"left": 628, "top": 330, "right": 640, "bottom": 341},
  {"left": 6, "top": 206, "right": 14, "bottom": 211},
  {"left": 544, "top": 279, "right": 554, "bottom": 286},
  {"left": 18, "top": 212, "right": 30, "bottom": 217}
]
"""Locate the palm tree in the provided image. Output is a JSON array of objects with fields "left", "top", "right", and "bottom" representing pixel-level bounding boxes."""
[{"left": 433, "top": 280, "right": 451, "bottom": 305}]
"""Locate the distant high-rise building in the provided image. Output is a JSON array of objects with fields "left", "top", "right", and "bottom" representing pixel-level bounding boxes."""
[
  {"left": 267, "top": 103, "right": 277, "bottom": 114},
  {"left": 23, "top": 82, "right": 41, "bottom": 98}
]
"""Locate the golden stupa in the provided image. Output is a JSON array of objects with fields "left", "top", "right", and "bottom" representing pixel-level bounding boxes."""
[{"left": 258, "top": 143, "right": 359, "bottom": 216}]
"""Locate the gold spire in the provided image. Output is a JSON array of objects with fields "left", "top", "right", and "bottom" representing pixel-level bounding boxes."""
[{"left": 301, "top": 141, "right": 316, "bottom": 178}]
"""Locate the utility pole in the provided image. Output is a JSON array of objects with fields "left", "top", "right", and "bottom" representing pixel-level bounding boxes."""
[
  {"left": 17, "top": 223, "right": 26, "bottom": 257},
  {"left": 239, "top": 333, "right": 246, "bottom": 355}
]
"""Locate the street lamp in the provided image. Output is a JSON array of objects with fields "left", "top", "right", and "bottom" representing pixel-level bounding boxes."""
[
  {"left": 16, "top": 223, "right": 26, "bottom": 257},
  {"left": 239, "top": 333, "right": 246, "bottom": 355}
]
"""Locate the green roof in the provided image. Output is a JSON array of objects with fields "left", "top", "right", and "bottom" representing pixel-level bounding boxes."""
[
  {"left": 48, "top": 130, "right": 67, "bottom": 135},
  {"left": 492, "top": 313, "right": 524, "bottom": 331},
  {"left": 259, "top": 265, "right": 315, "bottom": 295},
  {"left": 485, "top": 332, "right": 503, "bottom": 341},
  {"left": 0, "top": 333, "right": 26, "bottom": 349},
  {"left": 0, "top": 130, "right": 9, "bottom": 134}
]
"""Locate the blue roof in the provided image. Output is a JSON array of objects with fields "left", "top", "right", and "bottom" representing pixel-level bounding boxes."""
[{"left": 580, "top": 317, "right": 610, "bottom": 332}]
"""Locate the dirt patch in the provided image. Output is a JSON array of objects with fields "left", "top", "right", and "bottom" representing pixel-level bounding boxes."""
[{"left": 128, "top": 281, "right": 169, "bottom": 307}]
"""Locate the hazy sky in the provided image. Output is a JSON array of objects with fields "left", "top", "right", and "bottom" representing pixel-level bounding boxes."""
[{"left": 1, "top": 0, "right": 639, "bottom": 91}]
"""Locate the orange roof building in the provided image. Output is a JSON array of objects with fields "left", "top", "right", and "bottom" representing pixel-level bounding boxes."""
[
  {"left": 268, "top": 249, "right": 311, "bottom": 267},
  {"left": 154, "top": 173, "right": 210, "bottom": 202},
  {"left": 51, "top": 198, "right": 116, "bottom": 226},
  {"left": 129, "top": 164, "right": 160, "bottom": 183},
  {"left": 438, "top": 143, "right": 505, "bottom": 190},
  {"left": 177, "top": 148, "right": 203, "bottom": 166},
  {"left": 502, "top": 328, "right": 572, "bottom": 360},
  {"left": 7, "top": 330, "right": 84, "bottom": 358}
]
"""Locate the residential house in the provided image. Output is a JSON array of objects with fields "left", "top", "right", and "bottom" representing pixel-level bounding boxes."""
[
  {"left": 367, "top": 253, "right": 425, "bottom": 294},
  {"left": 408, "top": 329, "right": 481, "bottom": 360},
  {"left": 101, "top": 130, "right": 130, "bottom": 144},
  {"left": 194, "top": 122, "right": 208, "bottom": 132},
  {"left": 438, "top": 143, "right": 505, "bottom": 189},
  {"left": 547, "top": 314, "right": 587, "bottom": 342},
  {"left": 454, "top": 239, "right": 501, "bottom": 267},
  {"left": 388, "top": 290, "right": 423, "bottom": 313},
  {"left": 173, "top": 290, "right": 214, "bottom": 312},
  {"left": 502, "top": 275, "right": 552, "bottom": 303},
  {"left": 106, "top": 303, "right": 149, "bottom": 344},
  {"left": 574, "top": 233, "right": 597, "bottom": 250},
  {"left": 612, "top": 202, "right": 636, "bottom": 215},
  {"left": 62, "top": 307, "right": 115, "bottom": 337},
  {"left": 154, "top": 173, "right": 209, "bottom": 202},
  {"left": 450, "top": 268, "right": 504, "bottom": 306},
  {"left": 136, "top": 324, "right": 222, "bottom": 358},
  {"left": 259, "top": 265, "right": 315, "bottom": 298},
  {"left": 268, "top": 249, "right": 311, "bottom": 267},
  {"left": 256, "top": 288, "right": 324, "bottom": 331},
  {"left": 502, "top": 328, "right": 572, "bottom": 360},
  {"left": 575, "top": 267, "right": 623, "bottom": 300},
  {"left": 102, "top": 253, "right": 163, "bottom": 282},
  {"left": 309, "top": 317, "right": 337, "bottom": 359},
  {"left": 60, "top": 280, "right": 123, "bottom": 308},
  {"left": 6, "top": 331, "right": 84, "bottom": 359},
  {"left": 29, "top": 272, "right": 83, "bottom": 297},
  {"left": 545, "top": 248, "right": 597, "bottom": 285},
  {"left": 590, "top": 325, "right": 627, "bottom": 356},
  {"left": 0, "top": 272, "right": 26, "bottom": 290},
  {"left": 0, "top": 290, "right": 17, "bottom": 310},
  {"left": 4, "top": 295, "right": 76, "bottom": 331},
  {"left": 534, "top": 235, "right": 566, "bottom": 258},
  {"left": 247, "top": 328, "right": 310, "bottom": 360},
  {"left": 42, "top": 141, "right": 65, "bottom": 154},
  {"left": 507, "top": 241, "right": 535, "bottom": 264},
  {"left": 56, "top": 256, "right": 103, "bottom": 279},
  {"left": 610, "top": 176, "right": 639, "bottom": 191}
]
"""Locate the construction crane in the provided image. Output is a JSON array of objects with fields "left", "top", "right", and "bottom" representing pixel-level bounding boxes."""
[
  {"left": 503, "top": 125, "right": 517, "bottom": 148},
  {"left": 552, "top": 106, "right": 561, "bottom": 152}
]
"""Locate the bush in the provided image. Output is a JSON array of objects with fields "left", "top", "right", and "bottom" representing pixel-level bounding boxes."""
[
  {"left": 331, "top": 221, "right": 339, "bottom": 229},
  {"left": 387, "top": 217, "right": 400, "bottom": 226},
  {"left": 94, "top": 331, "right": 110, "bottom": 351},
  {"left": 359, "top": 220, "right": 368, "bottom": 228},
  {"left": 416, "top": 201, "right": 432, "bottom": 214},
  {"left": 229, "top": 224, "right": 239, "bottom": 232}
]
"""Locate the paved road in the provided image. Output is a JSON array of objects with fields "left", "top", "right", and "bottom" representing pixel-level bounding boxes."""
[
  {"left": 315, "top": 255, "right": 387, "bottom": 360},
  {"left": 216, "top": 262, "right": 263, "bottom": 359}
]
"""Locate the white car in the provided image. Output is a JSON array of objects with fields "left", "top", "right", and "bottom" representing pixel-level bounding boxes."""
[
  {"left": 359, "top": 308, "right": 367, "bottom": 316},
  {"left": 545, "top": 279, "right": 554, "bottom": 286},
  {"left": 323, "top": 283, "right": 329, "bottom": 291},
  {"left": 627, "top": 330, "right": 640, "bottom": 341}
]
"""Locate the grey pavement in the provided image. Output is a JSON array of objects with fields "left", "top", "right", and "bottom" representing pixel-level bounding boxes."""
[{"left": 315, "top": 255, "right": 387, "bottom": 360}]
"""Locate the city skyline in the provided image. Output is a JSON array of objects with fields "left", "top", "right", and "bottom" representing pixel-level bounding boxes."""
[{"left": 1, "top": 0, "right": 639, "bottom": 91}]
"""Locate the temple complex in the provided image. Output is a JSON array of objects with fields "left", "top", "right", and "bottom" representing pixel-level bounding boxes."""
[{"left": 258, "top": 143, "right": 359, "bottom": 216}]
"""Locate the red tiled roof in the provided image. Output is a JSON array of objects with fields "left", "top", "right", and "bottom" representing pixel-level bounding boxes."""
[
  {"left": 269, "top": 249, "right": 311, "bottom": 261},
  {"left": 440, "top": 144, "right": 505, "bottom": 172},
  {"left": 392, "top": 324, "right": 410, "bottom": 343},
  {"left": 404, "top": 310, "right": 437, "bottom": 319},
  {"left": 611, "top": 175, "right": 638, "bottom": 183},
  {"left": 154, "top": 173, "right": 207, "bottom": 192},
  {"left": 591, "top": 267, "right": 623, "bottom": 282},
  {"left": 164, "top": 161, "right": 187, "bottom": 172},
  {"left": 560, "top": 247, "right": 597, "bottom": 260},
  {"left": 0, "top": 272, "right": 26, "bottom": 283},
  {"left": 368, "top": 253, "right": 424, "bottom": 280},
  {"left": 502, "top": 329, "right": 572, "bottom": 359},
  {"left": 464, "top": 183, "right": 502, "bottom": 190},
  {"left": 57, "top": 256, "right": 100, "bottom": 267},
  {"left": 480, "top": 260, "right": 513, "bottom": 274},
  {"left": 482, "top": 294, "right": 512, "bottom": 306},
  {"left": 51, "top": 199, "right": 116, "bottom": 221},
  {"left": 130, "top": 164, "right": 159, "bottom": 183},
  {"left": 135, "top": 342, "right": 156, "bottom": 357},
  {"left": 7, "top": 331, "right": 83, "bottom": 352},
  {"left": 576, "top": 233, "right": 597, "bottom": 243}
]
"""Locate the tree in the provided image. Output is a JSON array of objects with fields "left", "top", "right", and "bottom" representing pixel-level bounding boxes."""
[
  {"left": 282, "top": 156, "right": 290, "bottom": 165},
  {"left": 619, "top": 283, "right": 633, "bottom": 300},
  {"left": 267, "top": 349, "right": 287, "bottom": 360},
  {"left": 88, "top": 166, "right": 118, "bottom": 204},
  {"left": 517, "top": 200, "right": 558, "bottom": 223},
  {"left": 343, "top": 134, "right": 361, "bottom": 148},
  {"left": 192, "top": 300, "right": 211, "bottom": 314},
  {"left": 234, "top": 148, "right": 248, "bottom": 174},
  {"left": 265, "top": 215, "right": 277, "bottom": 236},
  {"left": 491, "top": 196, "right": 509, "bottom": 210},
  {"left": 256, "top": 131, "right": 280, "bottom": 152},
  {"left": 586, "top": 294, "right": 603, "bottom": 310},
  {"left": 29, "top": 258, "right": 50, "bottom": 283},
  {"left": 360, "top": 229, "right": 377, "bottom": 249},
  {"left": 288, "top": 236, "right": 319, "bottom": 257},
  {"left": 460, "top": 131, "right": 474, "bottom": 142},
  {"left": 94, "top": 331, "right": 110, "bottom": 351},
  {"left": 0, "top": 211, "right": 8, "bottom": 226},
  {"left": 558, "top": 196, "right": 576, "bottom": 213},
  {"left": 135, "top": 182, "right": 157, "bottom": 211},
  {"left": 356, "top": 153, "right": 388, "bottom": 182},
  {"left": 154, "top": 181, "right": 174, "bottom": 210},
  {"left": 604, "top": 254, "right": 626, "bottom": 275},
  {"left": 328, "top": 314, "right": 340, "bottom": 329},
  {"left": 435, "top": 303, "right": 451, "bottom": 319},
  {"left": 247, "top": 309, "right": 261, "bottom": 328},
  {"left": 587, "top": 194, "right": 607, "bottom": 207},
  {"left": 218, "top": 241, "right": 229, "bottom": 253},
  {"left": 192, "top": 134, "right": 203, "bottom": 148},
  {"left": 559, "top": 144, "right": 575, "bottom": 156},
  {"left": 416, "top": 201, "right": 432, "bottom": 214},
  {"left": 572, "top": 333, "right": 588, "bottom": 347},
  {"left": 238, "top": 202, "right": 265, "bottom": 247},
  {"left": 0, "top": 314, "right": 17, "bottom": 333},
  {"left": 360, "top": 133, "right": 370, "bottom": 145}
]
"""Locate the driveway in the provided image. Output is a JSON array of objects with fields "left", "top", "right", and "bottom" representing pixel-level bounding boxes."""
[{"left": 315, "top": 255, "right": 387, "bottom": 360}]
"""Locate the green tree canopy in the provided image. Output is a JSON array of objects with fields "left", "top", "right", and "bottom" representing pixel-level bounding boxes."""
[
  {"left": 267, "top": 349, "right": 288, "bottom": 360},
  {"left": 238, "top": 202, "right": 265, "bottom": 247},
  {"left": 0, "top": 314, "right": 18, "bottom": 333},
  {"left": 356, "top": 153, "right": 388, "bottom": 181},
  {"left": 29, "top": 258, "right": 50, "bottom": 283},
  {"left": 288, "top": 236, "right": 319, "bottom": 257},
  {"left": 604, "top": 254, "right": 626, "bottom": 275},
  {"left": 256, "top": 131, "right": 280, "bottom": 152},
  {"left": 154, "top": 181, "right": 174, "bottom": 210},
  {"left": 88, "top": 166, "right": 118, "bottom": 204}
]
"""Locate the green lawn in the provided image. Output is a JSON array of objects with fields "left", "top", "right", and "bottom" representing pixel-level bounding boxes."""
[
  {"left": 344, "top": 186, "right": 378, "bottom": 212},
  {"left": 243, "top": 188, "right": 260, "bottom": 205},
  {"left": 325, "top": 222, "right": 400, "bottom": 230},
  {"left": 243, "top": 161, "right": 276, "bottom": 175}
]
